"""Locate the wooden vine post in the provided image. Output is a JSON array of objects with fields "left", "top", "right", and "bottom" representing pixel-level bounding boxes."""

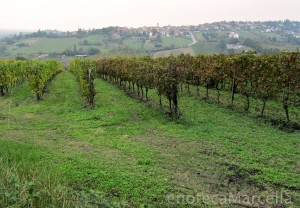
[{"left": 87, "top": 67, "right": 95, "bottom": 108}]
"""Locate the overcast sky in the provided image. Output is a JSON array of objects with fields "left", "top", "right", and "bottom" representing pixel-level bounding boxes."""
[{"left": 1, "top": 0, "right": 299, "bottom": 31}]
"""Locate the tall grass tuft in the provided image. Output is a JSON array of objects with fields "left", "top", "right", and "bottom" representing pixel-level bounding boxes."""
[{"left": 0, "top": 156, "right": 121, "bottom": 208}]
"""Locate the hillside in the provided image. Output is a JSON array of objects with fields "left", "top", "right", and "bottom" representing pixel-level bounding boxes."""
[
  {"left": 0, "top": 70, "right": 299, "bottom": 207},
  {"left": 0, "top": 20, "right": 299, "bottom": 60}
]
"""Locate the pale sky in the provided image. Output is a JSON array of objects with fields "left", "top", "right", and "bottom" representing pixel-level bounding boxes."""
[{"left": 1, "top": 0, "right": 300, "bottom": 31}]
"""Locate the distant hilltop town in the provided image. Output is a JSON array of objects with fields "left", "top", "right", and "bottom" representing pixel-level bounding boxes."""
[
  {"left": 0, "top": 20, "right": 299, "bottom": 59},
  {"left": 7, "top": 20, "right": 299, "bottom": 41}
]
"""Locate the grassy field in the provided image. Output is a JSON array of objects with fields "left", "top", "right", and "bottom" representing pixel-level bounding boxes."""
[
  {"left": 5, "top": 35, "right": 152, "bottom": 58},
  {"left": 193, "top": 32, "right": 207, "bottom": 42},
  {"left": 160, "top": 37, "right": 192, "bottom": 48},
  {"left": 0, "top": 71, "right": 299, "bottom": 207},
  {"left": 14, "top": 38, "right": 80, "bottom": 54},
  {"left": 9, "top": 35, "right": 190, "bottom": 57},
  {"left": 10, "top": 36, "right": 112, "bottom": 55},
  {"left": 85, "top": 34, "right": 106, "bottom": 43},
  {"left": 192, "top": 41, "right": 221, "bottom": 54},
  {"left": 123, "top": 39, "right": 153, "bottom": 51},
  {"left": 151, "top": 47, "right": 194, "bottom": 58},
  {"left": 237, "top": 31, "right": 285, "bottom": 42}
]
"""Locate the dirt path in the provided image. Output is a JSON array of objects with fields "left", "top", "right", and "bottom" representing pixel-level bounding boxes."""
[{"left": 188, "top": 31, "right": 198, "bottom": 46}]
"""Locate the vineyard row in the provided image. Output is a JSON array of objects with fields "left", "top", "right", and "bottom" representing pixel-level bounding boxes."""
[
  {"left": 0, "top": 60, "right": 63, "bottom": 100},
  {"left": 70, "top": 51, "right": 300, "bottom": 121}
]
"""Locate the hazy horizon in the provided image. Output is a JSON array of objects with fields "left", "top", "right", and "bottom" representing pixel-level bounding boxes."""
[{"left": 1, "top": 0, "right": 300, "bottom": 31}]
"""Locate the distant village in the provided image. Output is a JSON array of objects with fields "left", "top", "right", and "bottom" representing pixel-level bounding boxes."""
[
  {"left": 41, "top": 20, "right": 300, "bottom": 42},
  {"left": 2, "top": 20, "right": 299, "bottom": 59}
]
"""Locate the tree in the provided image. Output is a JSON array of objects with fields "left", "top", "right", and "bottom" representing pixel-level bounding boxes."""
[
  {"left": 228, "top": 38, "right": 239, "bottom": 44},
  {"left": 87, "top": 48, "right": 100, "bottom": 55},
  {"left": 219, "top": 39, "right": 227, "bottom": 51},
  {"left": 73, "top": 44, "right": 77, "bottom": 55}
]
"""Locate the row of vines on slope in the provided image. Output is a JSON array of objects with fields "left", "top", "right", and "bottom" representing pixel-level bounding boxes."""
[
  {"left": 0, "top": 60, "right": 24, "bottom": 96},
  {"left": 24, "top": 60, "right": 63, "bottom": 100},
  {"left": 0, "top": 60, "right": 63, "bottom": 100},
  {"left": 70, "top": 59, "right": 96, "bottom": 108},
  {"left": 92, "top": 51, "right": 299, "bottom": 121},
  {"left": 176, "top": 52, "right": 300, "bottom": 122},
  {"left": 95, "top": 56, "right": 180, "bottom": 117}
]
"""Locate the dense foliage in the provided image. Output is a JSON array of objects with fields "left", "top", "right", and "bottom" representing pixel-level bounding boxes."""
[
  {"left": 24, "top": 60, "right": 63, "bottom": 100},
  {"left": 95, "top": 56, "right": 180, "bottom": 117},
  {"left": 70, "top": 59, "right": 96, "bottom": 108},
  {"left": 0, "top": 60, "right": 63, "bottom": 100},
  {"left": 93, "top": 51, "right": 299, "bottom": 121},
  {"left": 0, "top": 60, "right": 24, "bottom": 96}
]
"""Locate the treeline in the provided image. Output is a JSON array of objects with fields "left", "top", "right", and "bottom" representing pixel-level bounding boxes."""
[
  {"left": 61, "top": 47, "right": 100, "bottom": 56},
  {"left": 0, "top": 60, "right": 63, "bottom": 100},
  {"left": 243, "top": 38, "right": 281, "bottom": 54}
]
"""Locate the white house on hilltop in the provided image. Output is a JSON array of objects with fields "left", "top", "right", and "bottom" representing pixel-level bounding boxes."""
[{"left": 229, "top": 32, "right": 239, "bottom": 39}]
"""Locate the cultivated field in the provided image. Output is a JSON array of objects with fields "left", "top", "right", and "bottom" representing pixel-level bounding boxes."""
[{"left": 0, "top": 69, "right": 299, "bottom": 207}]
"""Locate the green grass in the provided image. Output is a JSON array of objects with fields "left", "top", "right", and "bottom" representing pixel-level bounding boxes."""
[
  {"left": 160, "top": 37, "right": 192, "bottom": 48},
  {"left": 193, "top": 32, "right": 206, "bottom": 41},
  {"left": 192, "top": 41, "right": 221, "bottom": 54},
  {"left": 6, "top": 35, "right": 151, "bottom": 58},
  {"left": 0, "top": 141, "right": 93, "bottom": 207},
  {"left": 237, "top": 31, "right": 284, "bottom": 42},
  {"left": 122, "top": 39, "right": 153, "bottom": 51},
  {"left": 122, "top": 39, "right": 143, "bottom": 50},
  {"left": 12, "top": 37, "right": 108, "bottom": 55},
  {"left": 0, "top": 71, "right": 299, "bottom": 207},
  {"left": 15, "top": 38, "right": 80, "bottom": 54},
  {"left": 85, "top": 34, "right": 106, "bottom": 43},
  {"left": 151, "top": 47, "right": 194, "bottom": 58}
]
